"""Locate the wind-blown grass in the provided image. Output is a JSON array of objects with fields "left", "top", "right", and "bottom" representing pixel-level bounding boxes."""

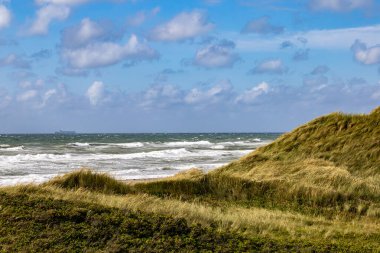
[{"left": 1, "top": 107, "right": 380, "bottom": 251}]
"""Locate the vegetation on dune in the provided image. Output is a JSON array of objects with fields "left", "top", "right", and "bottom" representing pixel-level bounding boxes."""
[
  {"left": 1, "top": 107, "right": 380, "bottom": 251},
  {"left": 209, "top": 108, "right": 380, "bottom": 214},
  {"left": 46, "top": 169, "right": 131, "bottom": 195},
  {"left": 1, "top": 190, "right": 267, "bottom": 252},
  {"left": 1, "top": 186, "right": 378, "bottom": 252}
]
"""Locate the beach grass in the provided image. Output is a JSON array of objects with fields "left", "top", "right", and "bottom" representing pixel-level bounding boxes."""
[{"left": 1, "top": 107, "right": 380, "bottom": 251}]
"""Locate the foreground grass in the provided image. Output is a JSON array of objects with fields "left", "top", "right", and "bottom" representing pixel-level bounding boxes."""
[
  {"left": 1, "top": 189, "right": 264, "bottom": 252},
  {"left": 1, "top": 185, "right": 379, "bottom": 252}
]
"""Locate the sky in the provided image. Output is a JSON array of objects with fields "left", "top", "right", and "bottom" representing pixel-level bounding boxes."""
[{"left": 0, "top": 0, "right": 380, "bottom": 133}]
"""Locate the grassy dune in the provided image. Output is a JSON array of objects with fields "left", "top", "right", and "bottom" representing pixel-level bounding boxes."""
[{"left": 1, "top": 108, "right": 380, "bottom": 252}]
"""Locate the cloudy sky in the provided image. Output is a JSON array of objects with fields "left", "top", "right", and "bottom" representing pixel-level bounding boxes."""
[{"left": 0, "top": 0, "right": 380, "bottom": 133}]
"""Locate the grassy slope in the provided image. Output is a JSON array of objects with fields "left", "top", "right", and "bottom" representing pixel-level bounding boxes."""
[{"left": 1, "top": 108, "right": 380, "bottom": 251}]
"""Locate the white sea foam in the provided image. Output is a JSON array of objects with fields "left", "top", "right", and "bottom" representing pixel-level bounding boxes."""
[
  {"left": 0, "top": 145, "right": 25, "bottom": 151},
  {"left": 69, "top": 142, "right": 90, "bottom": 147},
  {"left": 0, "top": 148, "right": 193, "bottom": 164},
  {"left": 0, "top": 173, "right": 58, "bottom": 186},
  {"left": 0, "top": 134, "right": 275, "bottom": 186},
  {"left": 110, "top": 142, "right": 144, "bottom": 148},
  {"left": 163, "top": 141, "right": 212, "bottom": 147},
  {"left": 219, "top": 141, "right": 267, "bottom": 147},
  {"left": 210, "top": 145, "right": 225, "bottom": 149},
  {"left": 68, "top": 142, "right": 145, "bottom": 149}
]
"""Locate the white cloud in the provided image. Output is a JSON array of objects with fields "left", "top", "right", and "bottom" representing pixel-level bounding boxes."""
[
  {"left": 250, "top": 59, "right": 287, "bottom": 75},
  {"left": 193, "top": 40, "right": 239, "bottom": 68},
  {"left": 62, "top": 34, "right": 158, "bottom": 68},
  {"left": 61, "top": 18, "right": 107, "bottom": 48},
  {"left": 309, "top": 0, "right": 373, "bottom": 12},
  {"left": 0, "top": 54, "right": 31, "bottom": 69},
  {"left": 235, "top": 82, "right": 269, "bottom": 104},
  {"left": 0, "top": 4, "right": 11, "bottom": 29},
  {"left": 140, "top": 84, "right": 182, "bottom": 109},
  {"left": 127, "top": 7, "right": 160, "bottom": 27},
  {"left": 351, "top": 40, "right": 380, "bottom": 65},
  {"left": 86, "top": 81, "right": 105, "bottom": 106},
  {"left": 29, "top": 4, "right": 70, "bottom": 35},
  {"left": 184, "top": 80, "right": 232, "bottom": 105},
  {"left": 149, "top": 11, "right": 214, "bottom": 41},
  {"left": 40, "top": 89, "right": 57, "bottom": 107},
  {"left": 17, "top": 90, "right": 38, "bottom": 102}
]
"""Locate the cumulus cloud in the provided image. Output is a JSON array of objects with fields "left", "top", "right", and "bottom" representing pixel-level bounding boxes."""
[
  {"left": 58, "top": 18, "right": 158, "bottom": 70},
  {"left": 351, "top": 40, "right": 380, "bottom": 65},
  {"left": 62, "top": 18, "right": 105, "bottom": 47},
  {"left": 184, "top": 80, "right": 233, "bottom": 105},
  {"left": 242, "top": 17, "right": 284, "bottom": 35},
  {"left": 27, "top": 0, "right": 99, "bottom": 36},
  {"left": 127, "top": 7, "right": 160, "bottom": 27},
  {"left": 309, "top": 0, "right": 373, "bottom": 12},
  {"left": 193, "top": 39, "right": 240, "bottom": 68},
  {"left": 149, "top": 11, "right": 214, "bottom": 41},
  {"left": 28, "top": 4, "right": 70, "bottom": 35},
  {"left": 249, "top": 59, "right": 287, "bottom": 75},
  {"left": 61, "top": 18, "right": 121, "bottom": 48},
  {"left": 140, "top": 84, "right": 183, "bottom": 109},
  {"left": 0, "top": 54, "right": 31, "bottom": 69},
  {"left": 62, "top": 34, "right": 158, "bottom": 69},
  {"left": 11, "top": 77, "right": 71, "bottom": 109},
  {"left": 40, "top": 89, "right": 57, "bottom": 107},
  {"left": 86, "top": 81, "right": 105, "bottom": 106},
  {"left": 0, "top": 4, "right": 11, "bottom": 29},
  {"left": 235, "top": 82, "right": 270, "bottom": 104}
]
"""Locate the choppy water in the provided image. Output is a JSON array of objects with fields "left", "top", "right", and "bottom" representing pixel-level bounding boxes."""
[{"left": 0, "top": 133, "right": 280, "bottom": 185}]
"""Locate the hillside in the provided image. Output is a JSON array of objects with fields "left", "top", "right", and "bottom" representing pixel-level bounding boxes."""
[
  {"left": 1, "top": 107, "right": 380, "bottom": 252},
  {"left": 221, "top": 107, "right": 380, "bottom": 175}
]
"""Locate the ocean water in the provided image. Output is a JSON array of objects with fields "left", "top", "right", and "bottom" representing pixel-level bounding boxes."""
[{"left": 0, "top": 133, "right": 280, "bottom": 186}]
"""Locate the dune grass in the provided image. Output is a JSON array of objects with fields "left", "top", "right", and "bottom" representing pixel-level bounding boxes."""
[
  {"left": 1, "top": 107, "right": 380, "bottom": 251},
  {"left": 1, "top": 184, "right": 379, "bottom": 252}
]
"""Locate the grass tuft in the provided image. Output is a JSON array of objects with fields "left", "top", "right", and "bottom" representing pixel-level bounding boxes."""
[{"left": 46, "top": 168, "right": 131, "bottom": 194}]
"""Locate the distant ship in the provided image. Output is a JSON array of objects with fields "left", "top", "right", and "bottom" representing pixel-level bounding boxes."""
[{"left": 54, "top": 130, "right": 76, "bottom": 135}]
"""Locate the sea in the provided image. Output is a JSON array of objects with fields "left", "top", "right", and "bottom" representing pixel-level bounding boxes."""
[{"left": 0, "top": 133, "right": 281, "bottom": 186}]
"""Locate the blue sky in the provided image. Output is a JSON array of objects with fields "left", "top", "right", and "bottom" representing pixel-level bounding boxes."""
[{"left": 0, "top": 0, "right": 380, "bottom": 133}]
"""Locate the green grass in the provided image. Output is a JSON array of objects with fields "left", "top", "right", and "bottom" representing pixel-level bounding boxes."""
[
  {"left": 1, "top": 186, "right": 379, "bottom": 252},
  {"left": 1, "top": 107, "right": 380, "bottom": 251}
]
